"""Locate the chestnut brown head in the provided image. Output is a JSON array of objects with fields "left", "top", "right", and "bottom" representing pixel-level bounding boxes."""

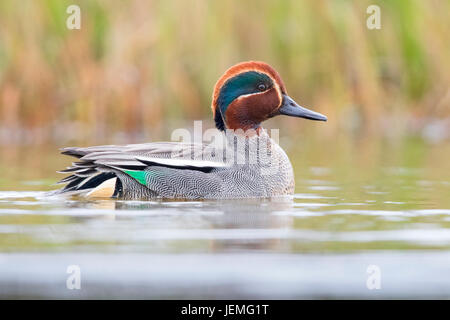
[{"left": 211, "top": 61, "right": 327, "bottom": 131}]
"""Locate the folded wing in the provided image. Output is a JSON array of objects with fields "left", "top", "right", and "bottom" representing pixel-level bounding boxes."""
[{"left": 57, "top": 142, "right": 228, "bottom": 198}]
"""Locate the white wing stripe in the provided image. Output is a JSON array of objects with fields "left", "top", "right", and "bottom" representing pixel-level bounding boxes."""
[{"left": 135, "top": 156, "right": 229, "bottom": 168}]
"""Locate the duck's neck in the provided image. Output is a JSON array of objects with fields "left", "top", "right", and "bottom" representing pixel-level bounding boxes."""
[
  {"left": 215, "top": 112, "right": 263, "bottom": 132},
  {"left": 224, "top": 126, "right": 263, "bottom": 136},
  {"left": 219, "top": 127, "right": 279, "bottom": 166},
  {"left": 223, "top": 127, "right": 273, "bottom": 147}
]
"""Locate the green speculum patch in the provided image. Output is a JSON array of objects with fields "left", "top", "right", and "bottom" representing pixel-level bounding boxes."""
[{"left": 124, "top": 170, "right": 147, "bottom": 186}]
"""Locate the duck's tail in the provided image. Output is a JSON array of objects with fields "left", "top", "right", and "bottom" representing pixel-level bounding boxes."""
[{"left": 55, "top": 147, "right": 124, "bottom": 198}]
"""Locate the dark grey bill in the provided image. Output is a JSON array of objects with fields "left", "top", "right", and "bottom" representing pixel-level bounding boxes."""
[{"left": 279, "top": 95, "right": 327, "bottom": 121}]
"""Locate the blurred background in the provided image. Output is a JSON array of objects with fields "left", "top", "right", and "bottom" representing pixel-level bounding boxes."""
[
  {"left": 0, "top": 0, "right": 449, "bottom": 146},
  {"left": 0, "top": 0, "right": 449, "bottom": 189}
]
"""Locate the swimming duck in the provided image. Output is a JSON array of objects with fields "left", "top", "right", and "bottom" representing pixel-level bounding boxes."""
[{"left": 57, "top": 61, "right": 327, "bottom": 199}]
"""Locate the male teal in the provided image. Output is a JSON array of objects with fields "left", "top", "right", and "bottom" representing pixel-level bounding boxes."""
[{"left": 56, "top": 61, "right": 327, "bottom": 199}]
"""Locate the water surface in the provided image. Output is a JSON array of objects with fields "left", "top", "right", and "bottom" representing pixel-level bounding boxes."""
[{"left": 0, "top": 136, "right": 449, "bottom": 298}]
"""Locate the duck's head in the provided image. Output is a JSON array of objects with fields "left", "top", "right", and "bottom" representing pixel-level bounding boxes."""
[{"left": 212, "top": 61, "right": 327, "bottom": 132}]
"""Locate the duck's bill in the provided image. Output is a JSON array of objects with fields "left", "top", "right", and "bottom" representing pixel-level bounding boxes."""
[{"left": 279, "top": 95, "right": 327, "bottom": 121}]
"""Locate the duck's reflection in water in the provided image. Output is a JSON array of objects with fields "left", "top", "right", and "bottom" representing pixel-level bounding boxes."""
[
  {"left": 203, "top": 198, "right": 294, "bottom": 252},
  {"left": 108, "top": 197, "right": 295, "bottom": 252}
]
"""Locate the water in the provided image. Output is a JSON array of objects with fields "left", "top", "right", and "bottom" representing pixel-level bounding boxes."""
[{"left": 0, "top": 136, "right": 449, "bottom": 298}]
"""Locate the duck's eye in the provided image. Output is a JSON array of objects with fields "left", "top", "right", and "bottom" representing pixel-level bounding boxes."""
[{"left": 258, "top": 84, "right": 267, "bottom": 91}]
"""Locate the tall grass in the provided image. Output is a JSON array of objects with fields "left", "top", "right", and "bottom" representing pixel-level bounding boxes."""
[{"left": 0, "top": 0, "right": 449, "bottom": 144}]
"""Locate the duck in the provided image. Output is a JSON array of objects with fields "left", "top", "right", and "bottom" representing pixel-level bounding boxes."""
[{"left": 56, "top": 61, "right": 327, "bottom": 199}]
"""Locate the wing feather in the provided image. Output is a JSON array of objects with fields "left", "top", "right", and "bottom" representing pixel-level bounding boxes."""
[{"left": 57, "top": 141, "right": 227, "bottom": 194}]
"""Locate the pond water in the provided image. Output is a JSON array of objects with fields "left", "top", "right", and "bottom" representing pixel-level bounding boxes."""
[{"left": 0, "top": 135, "right": 449, "bottom": 298}]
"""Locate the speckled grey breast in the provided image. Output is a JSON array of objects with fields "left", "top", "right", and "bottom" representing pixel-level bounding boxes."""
[{"left": 57, "top": 129, "right": 295, "bottom": 199}]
